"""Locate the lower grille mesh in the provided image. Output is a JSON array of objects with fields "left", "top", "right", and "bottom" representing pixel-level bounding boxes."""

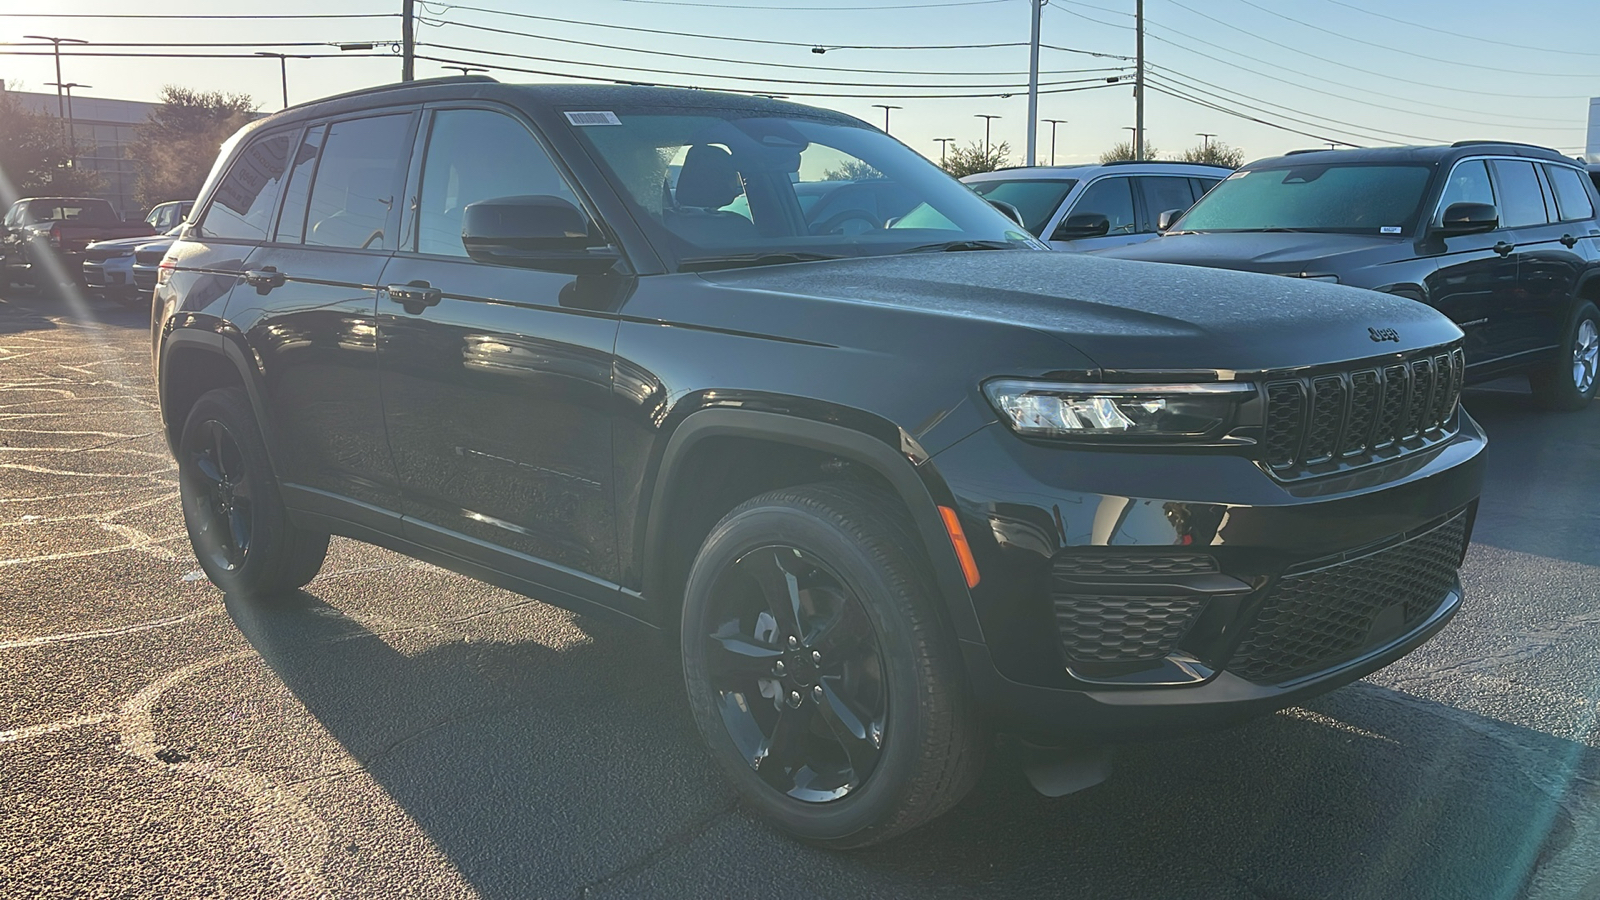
[
  {"left": 1053, "top": 595, "right": 1208, "bottom": 663},
  {"left": 1229, "top": 511, "right": 1469, "bottom": 684}
]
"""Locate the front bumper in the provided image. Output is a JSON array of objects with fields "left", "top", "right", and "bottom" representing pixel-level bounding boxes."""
[
  {"left": 929, "top": 410, "right": 1487, "bottom": 739},
  {"left": 83, "top": 256, "right": 136, "bottom": 292}
]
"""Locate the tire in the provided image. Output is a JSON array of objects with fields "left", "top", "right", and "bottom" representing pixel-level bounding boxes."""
[
  {"left": 680, "top": 482, "right": 986, "bottom": 849},
  {"left": 177, "top": 387, "right": 329, "bottom": 598},
  {"left": 1529, "top": 301, "right": 1600, "bottom": 411}
]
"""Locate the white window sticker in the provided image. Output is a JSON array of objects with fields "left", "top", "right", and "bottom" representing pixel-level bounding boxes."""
[
  {"left": 1226, "top": 170, "right": 1248, "bottom": 179},
  {"left": 565, "top": 111, "right": 622, "bottom": 126},
  {"left": 1381, "top": 226, "right": 1402, "bottom": 234}
]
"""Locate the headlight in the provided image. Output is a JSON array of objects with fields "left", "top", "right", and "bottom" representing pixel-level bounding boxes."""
[{"left": 983, "top": 379, "right": 1253, "bottom": 439}]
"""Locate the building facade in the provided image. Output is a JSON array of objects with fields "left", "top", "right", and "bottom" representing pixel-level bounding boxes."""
[{"left": 2, "top": 82, "right": 156, "bottom": 216}]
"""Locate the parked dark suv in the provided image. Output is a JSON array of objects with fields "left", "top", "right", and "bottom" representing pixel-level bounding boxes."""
[
  {"left": 153, "top": 78, "right": 1486, "bottom": 847},
  {"left": 1103, "top": 143, "right": 1600, "bottom": 409}
]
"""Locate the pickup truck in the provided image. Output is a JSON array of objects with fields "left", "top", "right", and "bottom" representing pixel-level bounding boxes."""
[{"left": 1, "top": 197, "right": 156, "bottom": 293}]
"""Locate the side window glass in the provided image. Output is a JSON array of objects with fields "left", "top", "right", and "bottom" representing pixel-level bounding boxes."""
[
  {"left": 274, "top": 124, "right": 326, "bottom": 244},
  {"left": 1544, "top": 164, "right": 1595, "bottom": 222},
  {"left": 202, "top": 131, "right": 294, "bottom": 242},
  {"left": 1063, "top": 177, "right": 1136, "bottom": 237},
  {"left": 418, "top": 109, "right": 582, "bottom": 257},
  {"left": 1436, "top": 160, "right": 1495, "bottom": 224},
  {"left": 1194, "top": 178, "right": 1222, "bottom": 197},
  {"left": 1489, "top": 159, "right": 1550, "bottom": 228},
  {"left": 304, "top": 115, "right": 412, "bottom": 251},
  {"left": 1136, "top": 176, "right": 1197, "bottom": 232}
]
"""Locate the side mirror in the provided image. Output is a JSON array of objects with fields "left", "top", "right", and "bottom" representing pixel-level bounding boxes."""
[
  {"left": 986, "top": 198, "right": 1026, "bottom": 228},
  {"left": 1156, "top": 207, "right": 1187, "bottom": 233},
  {"left": 1052, "top": 212, "right": 1111, "bottom": 240},
  {"left": 462, "top": 195, "right": 619, "bottom": 276},
  {"left": 1436, "top": 202, "right": 1498, "bottom": 236}
]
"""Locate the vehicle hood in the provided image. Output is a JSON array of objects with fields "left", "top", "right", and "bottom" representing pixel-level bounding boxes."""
[
  {"left": 696, "top": 251, "right": 1460, "bottom": 373},
  {"left": 1094, "top": 231, "right": 1404, "bottom": 274},
  {"left": 133, "top": 239, "right": 176, "bottom": 256}
]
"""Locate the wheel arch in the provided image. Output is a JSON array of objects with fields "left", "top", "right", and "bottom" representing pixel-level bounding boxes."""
[
  {"left": 157, "top": 327, "right": 281, "bottom": 477},
  {"left": 640, "top": 408, "right": 983, "bottom": 643}
]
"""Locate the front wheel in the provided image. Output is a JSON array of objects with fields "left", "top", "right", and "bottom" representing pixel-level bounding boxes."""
[
  {"left": 1530, "top": 301, "right": 1600, "bottom": 410},
  {"left": 680, "top": 483, "right": 986, "bottom": 848},
  {"left": 177, "top": 387, "right": 328, "bottom": 598}
]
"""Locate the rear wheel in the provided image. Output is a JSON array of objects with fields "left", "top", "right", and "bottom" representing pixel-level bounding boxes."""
[
  {"left": 1530, "top": 301, "right": 1600, "bottom": 410},
  {"left": 178, "top": 387, "right": 328, "bottom": 598},
  {"left": 680, "top": 483, "right": 985, "bottom": 848}
]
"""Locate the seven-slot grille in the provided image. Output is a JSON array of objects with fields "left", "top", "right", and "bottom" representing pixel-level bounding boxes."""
[{"left": 1261, "top": 345, "right": 1465, "bottom": 477}]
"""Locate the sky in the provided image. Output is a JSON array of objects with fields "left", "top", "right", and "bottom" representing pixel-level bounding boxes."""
[{"left": 1, "top": 0, "right": 1596, "bottom": 167}]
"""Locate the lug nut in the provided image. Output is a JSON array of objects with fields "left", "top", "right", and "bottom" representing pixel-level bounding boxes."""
[
  {"left": 789, "top": 690, "right": 802, "bottom": 707},
  {"left": 812, "top": 685, "right": 824, "bottom": 701},
  {"left": 788, "top": 635, "right": 799, "bottom": 649},
  {"left": 811, "top": 650, "right": 822, "bottom": 664},
  {"left": 774, "top": 660, "right": 786, "bottom": 675}
]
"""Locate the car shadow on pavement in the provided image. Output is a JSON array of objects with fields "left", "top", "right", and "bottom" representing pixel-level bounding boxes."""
[
  {"left": 225, "top": 588, "right": 1599, "bottom": 900},
  {"left": 0, "top": 288, "right": 147, "bottom": 333}
]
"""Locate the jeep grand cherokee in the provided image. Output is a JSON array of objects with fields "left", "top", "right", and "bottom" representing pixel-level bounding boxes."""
[{"left": 152, "top": 78, "right": 1486, "bottom": 848}]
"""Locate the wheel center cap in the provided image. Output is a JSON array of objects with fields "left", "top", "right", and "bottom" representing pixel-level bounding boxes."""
[{"left": 786, "top": 651, "right": 820, "bottom": 686}]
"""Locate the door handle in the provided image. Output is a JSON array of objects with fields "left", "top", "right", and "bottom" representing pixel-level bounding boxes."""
[
  {"left": 386, "top": 280, "right": 442, "bottom": 315},
  {"left": 1561, "top": 234, "right": 1579, "bottom": 248},
  {"left": 1493, "top": 241, "right": 1515, "bottom": 256},
  {"left": 242, "top": 266, "right": 286, "bottom": 293}
]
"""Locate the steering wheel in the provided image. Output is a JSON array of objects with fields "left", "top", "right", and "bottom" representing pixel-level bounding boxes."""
[{"left": 810, "top": 208, "right": 881, "bottom": 235}]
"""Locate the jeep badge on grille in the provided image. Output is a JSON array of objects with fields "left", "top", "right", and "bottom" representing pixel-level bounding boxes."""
[{"left": 1368, "top": 327, "right": 1400, "bottom": 343}]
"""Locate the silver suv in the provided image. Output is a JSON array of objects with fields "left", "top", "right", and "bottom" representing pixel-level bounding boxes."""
[{"left": 963, "top": 160, "right": 1231, "bottom": 252}]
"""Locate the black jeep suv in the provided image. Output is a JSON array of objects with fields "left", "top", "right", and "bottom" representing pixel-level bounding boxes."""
[
  {"left": 1102, "top": 142, "right": 1600, "bottom": 410},
  {"left": 153, "top": 78, "right": 1485, "bottom": 847}
]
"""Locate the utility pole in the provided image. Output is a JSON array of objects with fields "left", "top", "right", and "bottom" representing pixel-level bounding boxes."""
[
  {"left": 1026, "top": 0, "right": 1043, "bottom": 166},
  {"left": 1044, "top": 118, "right": 1067, "bottom": 166},
  {"left": 871, "top": 104, "right": 902, "bottom": 134},
  {"left": 47, "top": 82, "right": 88, "bottom": 166},
  {"left": 935, "top": 137, "right": 955, "bottom": 163},
  {"left": 24, "top": 35, "right": 85, "bottom": 145},
  {"left": 1196, "top": 132, "right": 1216, "bottom": 153},
  {"left": 975, "top": 114, "right": 1001, "bottom": 156},
  {"left": 402, "top": 0, "right": 415, "bottom": 82},
  {"left": 1134, "top": 0, "right": 1145, "bottom": 160}
]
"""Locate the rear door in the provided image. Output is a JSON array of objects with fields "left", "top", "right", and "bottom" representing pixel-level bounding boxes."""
[
  {"left": 376, "top": 105, "right": 624, "bottom": 591},
  {"left": 225, "top": 111, "right": 416, "bottom": 516},
  {"left": 1489, "top": 158, "right": 1571, "bottom": 360},
  {"left": 1134, "top": 175, "right": 1199, "bottom": 234}
]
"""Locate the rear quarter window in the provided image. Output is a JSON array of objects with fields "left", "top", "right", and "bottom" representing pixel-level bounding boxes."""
[{"left": 201, "top": 131, "right": 296, "bottom": 242}]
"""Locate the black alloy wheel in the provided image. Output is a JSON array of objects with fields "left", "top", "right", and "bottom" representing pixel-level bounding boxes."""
[
  {"left": 178, "top": 387, "right": 328, "bottom": 598},
  {"left": 681, "top": 483, "right": 985, "bottom": 848},
  {"left": 703, "top": 544, "right": 887, "bottom": 803}
]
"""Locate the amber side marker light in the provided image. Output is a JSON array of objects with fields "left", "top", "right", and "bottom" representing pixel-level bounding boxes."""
[{"left": 938, "top": 505, "right": 981, "bottom": 589}]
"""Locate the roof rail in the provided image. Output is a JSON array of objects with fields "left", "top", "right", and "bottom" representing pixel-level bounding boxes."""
[
  {"left": 1100, "top": 158, "right": 1228, "bottom": 167},
  {"left": 1450, "top": 139, "right": 1560, "bottom": 154},
  {"left": 1284, "top": 147, "right": 1337, "bottom": 155},
  {"left": 282, "top": 75, "right": 498, "bottom": 111}
]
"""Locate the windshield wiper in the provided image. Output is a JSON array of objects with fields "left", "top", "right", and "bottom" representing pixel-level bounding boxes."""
[
  {"left": 897, "top": 239, "right": 1022, "bottom": 254},
  {"left": 678, "top": 251, "right": 843, "bottom": 273}
]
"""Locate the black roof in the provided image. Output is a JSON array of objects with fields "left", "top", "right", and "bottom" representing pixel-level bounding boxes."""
[
  {"left": 1248, "top": 141, "right": 1573, "bottom": 170},
  {"left": 254, "top": 77, "right": 865, "bottom": 131}
]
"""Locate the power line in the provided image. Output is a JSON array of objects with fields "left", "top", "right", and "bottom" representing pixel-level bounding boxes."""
[
  {"left": 1314, "top": 0, "right": 1600, "bottom": 58},
  {"left": 1143, "top": 80, "right": 1358, "bottom": 148},
  {"left": 581, "top": 0, "right": 1015, "bottom": 8},
  {"left": 417, "top": 42, "right": 1125, "bottom": 90},
  {"left": 0, "top": 50, "right": 392, "bottom": 60},
  {"left": 0, "top": 41, "right": 382, "bottom": 49},
  {"left": 0, "top": 12, "right": 398, "bottom": 18},
  {"left": 1146, "top": 71, "right": 1443, "bottom": 145}
]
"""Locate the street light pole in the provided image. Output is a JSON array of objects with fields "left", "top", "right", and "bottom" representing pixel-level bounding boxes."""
[
  {"left": 871, "top": 104, "right": 902, "bottom": 134},
  {"left": 24, "top": 35, "right": 86, "bottom": 145},
  {"left": 975, "top": 114, "right": 1001, "bottom": 156},
  {"left": 1026, "top": 0, "right": 1042, "bottom": 165},
  {"left": 46, "top": 82, "right": 89, "bottom": 165},
  {"left": 1195, "top": 132, "right": 1216, "bottom": 154},
  {"left": 254, "top": 52, "right": 293, "bottom": 109},
  {"left": 935, "top": 137, "right": 955, "bottom": 163},
  {"left": 1043, "top": 118, "right": 1067, "bottom": 166}
]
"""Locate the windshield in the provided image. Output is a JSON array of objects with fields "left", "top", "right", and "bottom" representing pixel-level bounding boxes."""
[
  {"left": 965, "top": 178, "right": 1078, "bottom": 237},
  {"left": 571, "top": 109, "right": 1042, "bottom": 270},
  {"left": 1174, "top": 163, "right": 1433, "bottom": 235},
  {"left": 22, "top": 200, "right": 118, "bottom": 227}
]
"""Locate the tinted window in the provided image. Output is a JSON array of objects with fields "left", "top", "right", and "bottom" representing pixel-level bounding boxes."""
[
  {"left": 1194, "top": 178, "right": 1223, "bottom": 196},
  {"left": 20, "top": 200, "right": 117, "bottom": 225},
  {"left": 417, "top": 109, "right": 580, "bottom": 257},
  {"left": 1137, "top": 176, "right": 1197, "bottom": 232},
  {"left": 1544, "top": 164, "right": 1595, "bottom": 222},
  {"left": 1490, "top": 159, "right": 1549, "bottom": 228},
  {"left": 1436, "top": 159, "right": 1495, "bottom": 223},
  {"left": 1178, "top": 164, "right": 1431, "bottom": 235},
  {"left": 1063, "top": 177, "right": 1136, "bottom": 237},
  {"left": 274, "top": 125, "right": 325, "bottom": 244},
  {"left": 203, "top": 132, "right": 294, "bottom": 242},
  {"left": 304, "top": 115, "right": 412, "bottom": 251},
  {"left": 966, "top": 179, "right": 1077, "bottom": 237}
]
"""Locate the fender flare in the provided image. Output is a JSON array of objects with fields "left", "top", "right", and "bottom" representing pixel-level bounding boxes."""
[
  {"left": 157, "top": 325, "right": 283, "bottom": 478},
  {"left": 641, "top": 407, "right": 984, "bottom": 643}
]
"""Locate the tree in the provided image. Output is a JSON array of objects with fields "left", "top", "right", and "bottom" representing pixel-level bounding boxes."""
[
  {"left": 129, "top": 86, "right": 257, "bottom": 208},
  {"left": 1098, "top": 141, "right": 1161, "bottom": 164},
  {"left": 0, "top": 89, "right": 100, "bottom": 198},
  {"left": 822, "top": 159, "right": 883, "bottom": 181},
  {"left": 1177, "top": 140, "right": 1245, "bottom": 168},
  {"left": 939, "top": 140, "right": 1012, "bottom": 178}
]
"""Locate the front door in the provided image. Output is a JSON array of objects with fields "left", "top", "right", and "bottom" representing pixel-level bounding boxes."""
[
  {"left": 1423, "top": 158, "right": 1520, "bottom": 369},
  {"left": 377, "top": 107, "right": 622, "bottom": 586},
  {"left": 1048, "top": 175, "right": 1145, "bottom": 252}
]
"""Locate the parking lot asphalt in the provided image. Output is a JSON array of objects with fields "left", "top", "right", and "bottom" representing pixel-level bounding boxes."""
[{"left": 1, "top": 288, "right": 1597, "bottom": 900}]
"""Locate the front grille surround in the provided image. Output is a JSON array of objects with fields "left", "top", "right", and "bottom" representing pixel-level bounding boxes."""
[{"left": 1259, "top": 344, "right": 1465, "bottom": 481}]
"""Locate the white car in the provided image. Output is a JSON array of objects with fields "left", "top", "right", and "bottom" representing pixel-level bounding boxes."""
[{"left": 963, "top": 161, "right": 1232, "bottom": 252}]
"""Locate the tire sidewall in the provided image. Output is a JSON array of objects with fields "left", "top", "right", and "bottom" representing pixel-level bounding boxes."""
[
  {"left": 177, "top": 388, "right": 282, "bottom": 596},
  {"left": 1569, "top": 302, "right": 1600, "bottom": 403},
  {"left": 681, "top": 501, "right": 931, "bottom": 844}
]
